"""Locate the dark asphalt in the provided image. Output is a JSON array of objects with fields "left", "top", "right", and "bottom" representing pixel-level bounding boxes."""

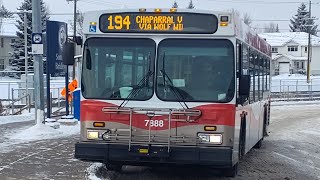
[{"left": 0, "top": 105, "right": 320, "bottom": 180}]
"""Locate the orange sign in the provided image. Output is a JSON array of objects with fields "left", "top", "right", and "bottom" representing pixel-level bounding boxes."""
[{"left": 61, "top": 79, "right": 78, "bottom": 102}]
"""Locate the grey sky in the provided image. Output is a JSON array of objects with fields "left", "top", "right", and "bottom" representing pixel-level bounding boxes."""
[{"left": 3, "top": 0, "right": 320, "bottom": 32}]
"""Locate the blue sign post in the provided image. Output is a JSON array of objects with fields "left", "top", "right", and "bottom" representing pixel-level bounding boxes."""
[{"left": 46, "top": 21, "right": 68, "bottom": 118}]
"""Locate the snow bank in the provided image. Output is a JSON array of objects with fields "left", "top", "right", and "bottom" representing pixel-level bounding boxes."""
[
  {"left": 0, "top": 114, "right": 34, "bottom": 125},
  {"left": 86, "top": 163, "right": 106, "bottom": 180},
  {"left": 10, "top": 123, "right": 80, "bottom": 141}
]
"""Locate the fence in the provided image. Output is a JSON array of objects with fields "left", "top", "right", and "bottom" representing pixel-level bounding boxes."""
[
  {"left": 271, "top": 78, "right": 320, "bottom": 102},
  {"left": 0, "top": 80, "right": 68, "bottom": 116}
]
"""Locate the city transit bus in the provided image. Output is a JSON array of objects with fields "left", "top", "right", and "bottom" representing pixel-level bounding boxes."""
[{"left": 70, "top": 8, "right": 272, "bottom": 177}]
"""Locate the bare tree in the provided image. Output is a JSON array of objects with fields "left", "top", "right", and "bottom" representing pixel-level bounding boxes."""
[
  {"left": 243, "top": 13, "right": 252, "bottom": 26},
  {"left": 69, "top": 10, "right": 84, "bottom": 36},
  {"left": 264, "top": 22, "right": 278, "bottom": 33}
]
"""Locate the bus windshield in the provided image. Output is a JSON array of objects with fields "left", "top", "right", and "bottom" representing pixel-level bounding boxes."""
[
  {"left": 156, "top": 39, "right": 235, "bottom": 102},
  {"left": 82, "top": 38, "right": 156, "bottom": 100}
]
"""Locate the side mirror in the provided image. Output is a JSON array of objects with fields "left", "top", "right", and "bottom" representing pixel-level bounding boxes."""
[
  {"left": 85, "top": 49, "right": 92, "bottom": 70},
  {"left": 62, "top": 42, "right": 75, "bottom": 65},
  {"left": 75, "top": 36, "right": 83, "bottom": 46},
  {"left": 239, "top": 75, "right": 250, "bottom": 96}
]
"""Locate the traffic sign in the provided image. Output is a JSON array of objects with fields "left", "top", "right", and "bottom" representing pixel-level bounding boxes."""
[
  {"left": 32, "top": 33, "right": 43, "bottom": 55},
  {"left": 32, "top": 33, "right": 43, "bottom": 44}
]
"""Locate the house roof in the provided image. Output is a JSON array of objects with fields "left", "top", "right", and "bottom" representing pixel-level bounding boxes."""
[
  {"left": 259, "top": 32, "right": 320, "bottom": 47},
  {"left": 273, "top": 54, "right": 307, "bottom": 61},
  {"left": 0, "top": 18, "right": 17, "bottom": 37}
]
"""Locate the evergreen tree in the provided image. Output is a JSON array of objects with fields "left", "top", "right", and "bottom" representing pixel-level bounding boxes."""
[
  {"left": 187, "top": 0, "right": 195, "bottom": 9},
  {"left": 0, "top": 5, "right": 13, "bottom": 18},
  {"left": 289, "top": 3, "right": 318, "bottom": 35},
  {"left": 10, "top": 0, "right": 49, "bottom": 74},
  {"left": 172, "top": 1, "right": 178, "bottom": 8},
  {"left": 0, "top": 5, "right": 13, "bottom": 34}
]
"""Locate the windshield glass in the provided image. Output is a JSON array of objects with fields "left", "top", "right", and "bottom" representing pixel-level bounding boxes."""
[
  {"left": 82, "top": 38, "right": 156, "bottom": 100},
  {"left": 156, "top": 39, "right": 235, "bottom": 102}
]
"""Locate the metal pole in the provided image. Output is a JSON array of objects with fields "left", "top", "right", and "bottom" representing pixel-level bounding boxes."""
[
  {"left": 24, "top": 12, "right": 28, "bottom": 98},
  {"left": 65, "top": 66, "right": 69, "bottom": 115},
  {"left": 307, "top": 0, "right": 312, "bottom": 83},
  {"left": 46, "top": 72, "right": 51, "bottom": 118},
  {"left": 11, "top": 88, "right": 14, "bottom": 114},
  {"left": 50, "top": 92, "right": 53, "bottom": 117},
  {"left": 32, "top": 0, "right": 45, "bottom": 124},
  {"left": 72, "top": 0, "right": 77, "bottom": 79}
]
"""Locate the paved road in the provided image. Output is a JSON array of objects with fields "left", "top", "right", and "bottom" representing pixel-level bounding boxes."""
[{"left": 0, "top": 104, "right": 320, "bottom": 180}]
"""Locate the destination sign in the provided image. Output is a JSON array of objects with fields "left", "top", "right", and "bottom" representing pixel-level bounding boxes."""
[{"left": 99, "top": 12, "right": 218, "bottom": 34}]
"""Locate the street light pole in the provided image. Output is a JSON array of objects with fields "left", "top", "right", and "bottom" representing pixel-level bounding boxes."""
[
  {"left": 32, "top": 0, "right": 45, "bottom": 124},
  {"left": 307, "top": 0, "right": 312, "bottom": 83},
  {"left": 24, "top": 12, "right": 28, "bottom": 97}
]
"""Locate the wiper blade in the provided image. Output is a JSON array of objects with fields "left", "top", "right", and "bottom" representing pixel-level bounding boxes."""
[
  {"left": 119, "top": 54, "right": 153, "bottom": 108},
  {"left": 161, "top": 52, "right": 189, "bottom": 110},
  {"left": 118, "top": 71, "right": 154, "bottom": 108}
]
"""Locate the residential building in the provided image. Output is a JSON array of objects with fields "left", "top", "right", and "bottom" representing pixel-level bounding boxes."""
[
  {"left": 0, "top": 19, "right": 17, "bottom": 71},
  {"left": 259, "top": 32, "right": 320, "bottom": 76}
]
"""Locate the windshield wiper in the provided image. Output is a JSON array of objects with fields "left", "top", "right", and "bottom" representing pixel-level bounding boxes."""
[
  {"left": 160, "top": 52, "right": 189, "bottom": 110},
  {"left": 119, "top": 54, "right": 153, "bottom": 108}
]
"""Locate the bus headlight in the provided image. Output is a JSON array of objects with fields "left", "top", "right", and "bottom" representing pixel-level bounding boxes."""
[
  {"left": 198, "top": 133, "right": 222, "bottom": 144},
  {"left": 87, "top": 131, "right": 99, "bottom": 140}
]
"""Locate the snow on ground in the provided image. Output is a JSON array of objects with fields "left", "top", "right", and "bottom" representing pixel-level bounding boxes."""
[
  {"left": 10, "top": 123, "right": 80, "bottom": 142},
  {"left": 0, "top": 114, "right": 80, "bottom": 153},
  {"left": 270, "top": 104, "right": 320, "bottom": 141},
  {"left": 86, "top": 163, "right": 107, "bottom": 180},
  {"left": 0, "top": 113, "right": 35, "bottom": 125}
]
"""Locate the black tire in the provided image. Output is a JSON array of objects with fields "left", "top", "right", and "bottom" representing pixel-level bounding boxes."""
[
  {"left": 254, "top": 139, "right": 262, "bottom": 149},
  {"left": 224, "top": 163, "right": 239, "bottom": 178},
  {"left": 105, "top": 164, "right": 122, "bottom": 172},
  {"left": 239, "top": 117, "right": 246, "bottom": 159},
  {"left": 263, "top": 106, "right": 269, "bottom": 137}
]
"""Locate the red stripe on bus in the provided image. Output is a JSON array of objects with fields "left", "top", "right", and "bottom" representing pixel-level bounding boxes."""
[{"left": 80, "top": 100, "right": 236, "bottom": 130}]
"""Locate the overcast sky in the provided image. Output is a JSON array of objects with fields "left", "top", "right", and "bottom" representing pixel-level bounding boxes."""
[{"left": 2, "top": 0, "right": 320, "bottom": 33}]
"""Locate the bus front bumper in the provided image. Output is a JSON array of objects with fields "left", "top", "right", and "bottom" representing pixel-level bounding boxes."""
[{"left": 75, "top": 142, "right": 233, "bottom": 167}]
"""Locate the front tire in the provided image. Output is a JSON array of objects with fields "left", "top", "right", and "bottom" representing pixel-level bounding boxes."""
[
  {"left": 253, "top": 139, "right": 262, "bottom": 149},
  {"left": 105, "top": 164, "right": 122, "bottom": 172},
  {"left": 224, "top": 163, "right": 239, "bottom": 178}
]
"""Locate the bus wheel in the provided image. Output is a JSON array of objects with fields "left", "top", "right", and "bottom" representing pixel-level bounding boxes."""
[
  {"left": 105, "top": 163, "right": 122, "bottom": 172},
  {"left": 254, "top": 139, "right": 262, "bottom": 149},
  {"left": 224, "top": 163, "right": 239, "bottom": 178},
  {"left": 239, "top": 117, "right": 246, "bottom": 159}
]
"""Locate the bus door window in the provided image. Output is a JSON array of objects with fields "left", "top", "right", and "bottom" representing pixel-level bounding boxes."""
[
  {"left": 260, "top": 57, "right": 264, "bottom": 100},
  {"left": 240, "top": 44, "right": 250, "bottom": 102},
  {"left": 249, "top": 52, "right": 255, "bottom": 103},
  {"left": 254, "top": 55, "right": 260, "bottom": 102},
  {"left": 266, "top": 59, "right": 270, "bottom": 91}
]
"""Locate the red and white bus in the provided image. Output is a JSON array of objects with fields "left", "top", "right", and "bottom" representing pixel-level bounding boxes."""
[{"left": 70, "top": 8, "right": 271, "bottom": 177}]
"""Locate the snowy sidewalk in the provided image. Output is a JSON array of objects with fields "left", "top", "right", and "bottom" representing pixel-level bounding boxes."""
[{"left": 0, "top": 115, "right": 86, "bottom": 180}]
